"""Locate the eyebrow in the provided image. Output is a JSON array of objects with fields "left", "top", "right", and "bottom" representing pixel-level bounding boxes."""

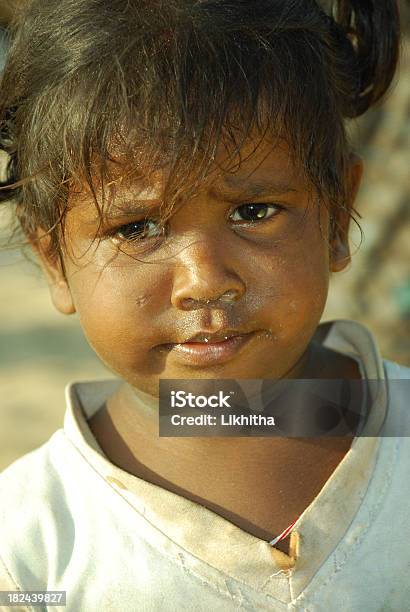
[
  {"left": 210, "top": 177, "right": 298, "bottom": 199},
  {"left": 86, "top": 201, "right": 162, "bottom": 224},
  {"left": 86, "top": 178, "right": 298, "bottom": 223}
]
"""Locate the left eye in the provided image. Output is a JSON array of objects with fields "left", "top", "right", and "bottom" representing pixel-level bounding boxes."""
[{"left": 229, "top": 203, "right": 283, "bottom": 223}]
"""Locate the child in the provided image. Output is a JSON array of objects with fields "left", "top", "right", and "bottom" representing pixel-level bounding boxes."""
[{"left": 0, "top": 0, "right": 409, "bottom": 610}]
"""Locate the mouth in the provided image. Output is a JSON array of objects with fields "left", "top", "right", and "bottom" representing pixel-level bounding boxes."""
[
  {"left": 182, "top": 328, "right": 249, "bottom": 343},
  {"left": 159, "top": 330, "right": 258, "bottom": 366}
]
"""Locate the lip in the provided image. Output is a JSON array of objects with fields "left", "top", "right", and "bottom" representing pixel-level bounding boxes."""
[
  {"left": 161, "top": 331, "right": 256, "bottom": 366},
  {"left": 183, "top": 329, "right": 246, "bottom": 343}
]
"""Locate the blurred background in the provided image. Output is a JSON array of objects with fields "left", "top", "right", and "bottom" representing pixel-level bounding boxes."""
[{"left": 0, "top": 1, "right": 409, "bottom": 471}]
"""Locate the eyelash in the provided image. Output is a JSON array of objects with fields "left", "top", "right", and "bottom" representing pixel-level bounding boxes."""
[{"left": 109, "top": 202, "right": 284, "bottom": 244}]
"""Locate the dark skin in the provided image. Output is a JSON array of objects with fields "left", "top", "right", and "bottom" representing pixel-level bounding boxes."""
[{"left": 35, "top": 134, "right": 363, "bottom": 556}]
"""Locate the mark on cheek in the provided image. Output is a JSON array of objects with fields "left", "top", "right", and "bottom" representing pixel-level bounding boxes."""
[{"left": 135, "top": 294, "right": 151, "bottom": 308}]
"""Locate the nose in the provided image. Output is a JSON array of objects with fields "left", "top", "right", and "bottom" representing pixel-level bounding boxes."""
[{"left": 170, "top": 233, "right": 246, "bottom": 311}]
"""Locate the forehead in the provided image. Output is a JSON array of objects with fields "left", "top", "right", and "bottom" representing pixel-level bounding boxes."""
[{"left": 70, "top": 129, "right": 308, "bottom": 211}]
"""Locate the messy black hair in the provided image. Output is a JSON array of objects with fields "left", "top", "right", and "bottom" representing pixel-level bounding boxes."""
[{"left": 0, "top": 0, "right": 401, "bottom": 264}]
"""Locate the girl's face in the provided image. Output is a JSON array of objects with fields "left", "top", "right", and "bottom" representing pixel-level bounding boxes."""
[{"left": 38, "top": 135, "right": 361, "bottom": 397}]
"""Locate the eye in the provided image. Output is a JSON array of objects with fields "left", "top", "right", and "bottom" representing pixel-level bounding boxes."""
[
  {"left": 229, "top": 203, "right": 283, "bottom": 223},
  {"left": 112, "top": 218, "right": 164, "bottom": 242},
  {"left": 109, "top": 202, "right": 283, "bottom": 245}
]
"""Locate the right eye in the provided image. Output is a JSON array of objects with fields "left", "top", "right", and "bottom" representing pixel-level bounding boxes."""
[{"left": 112, "top": 219, "right": 163, "bottom": 242}]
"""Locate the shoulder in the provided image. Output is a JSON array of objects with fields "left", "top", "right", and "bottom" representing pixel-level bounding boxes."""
[
  {"left": 0, "top": 430, "right": 75, "bottom": 589},
  {"left": 376, "top": 359, "right": 410, "bottom": 482},
  {"left": 379, "top": 357, "right": 410, "bottom": 425},
  {"left": 0, "top": 430, "right": 67, "bottom": 511},
  {"left": 383, "top": 357, "right": 410, "bottom": 379},
  {"left": 382, "top": 358, "right": 410, "bottom": 418}
]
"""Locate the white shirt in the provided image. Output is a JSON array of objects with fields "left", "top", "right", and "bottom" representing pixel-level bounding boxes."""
[{"left": 1, "top": 319, "right": 409, "bottom": 611}]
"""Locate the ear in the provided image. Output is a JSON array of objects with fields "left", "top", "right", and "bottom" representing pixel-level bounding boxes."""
[
  {"left": 30, "top": 229, "right": 76, "bottom": 315},
  {"left": 330, "top": 153, "right": 364, "bottom": 273}
]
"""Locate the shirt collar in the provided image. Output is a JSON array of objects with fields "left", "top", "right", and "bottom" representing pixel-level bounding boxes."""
[{"left": 63, "top": 319, "right": 388, "bottom": 603}]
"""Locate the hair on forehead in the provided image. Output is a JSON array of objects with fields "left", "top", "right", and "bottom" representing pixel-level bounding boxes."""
[{"left": 0, "top": 0, "right": 400, "bottom": 260}]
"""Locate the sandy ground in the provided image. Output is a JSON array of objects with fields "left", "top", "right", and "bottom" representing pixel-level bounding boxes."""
[{"left": 0, "top": 248, "right": 112, "bottom": 470}]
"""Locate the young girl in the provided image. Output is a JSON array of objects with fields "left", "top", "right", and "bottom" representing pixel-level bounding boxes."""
[{"left": 0, "top": 1, "right": 409, "bottom": 610}]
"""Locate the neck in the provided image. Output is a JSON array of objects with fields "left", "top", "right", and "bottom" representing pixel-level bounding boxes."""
[{"left": 87, "top": 342, "right": 361, "bottom": 555}]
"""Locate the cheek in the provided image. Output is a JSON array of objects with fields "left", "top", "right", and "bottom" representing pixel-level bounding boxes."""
[
  {"left": 67, "top": 261, "right": 170, "bottom": 374},
  {"left": 255, "top": 227, "right": 330, "bottom": 340},
  {"left": 289, "top": 237, "right": 330, "bottom": 312}
]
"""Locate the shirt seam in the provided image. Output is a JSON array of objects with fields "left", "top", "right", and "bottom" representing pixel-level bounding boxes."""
[
  {"left": 296, "top": 407, "right": 399, "bottom": 604},
  {"left": 289, "top": 361, "right": 396, "bottom": 598}
]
